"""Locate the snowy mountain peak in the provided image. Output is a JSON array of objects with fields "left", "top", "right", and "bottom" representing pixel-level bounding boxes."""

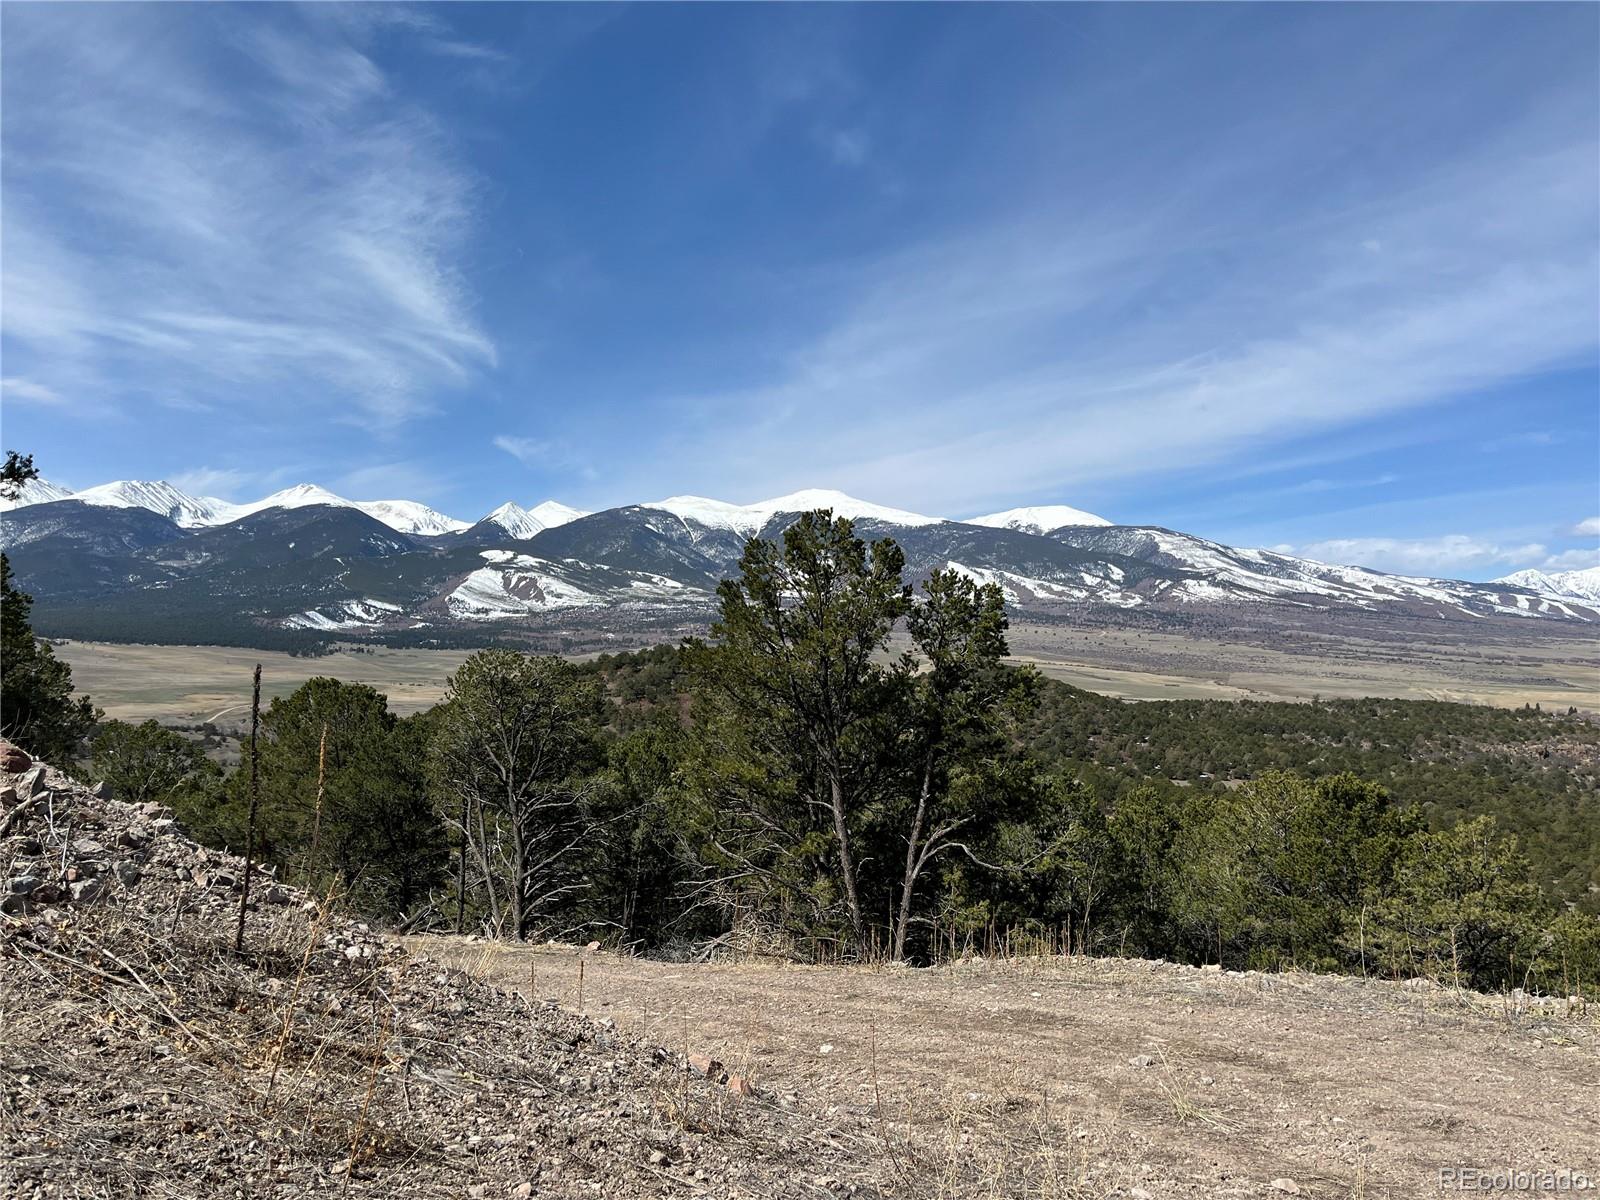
[
  {"left": 244, "top": 483, "right": 349, "bottom": 512},
  {"left": 482, "top": 501, "right": 541, "bottom": 538},
  {"left": 967, "top": 504, "right": 1112, "bottom": 534},
  {"left": 232, "top": 484, "right": 466, "bottom": 535},
  {"left": 753, "top": 489, "right": 943, "bottom": 527},
  {"left": 644, "top": 490, "right": 942, "bottom": 533},
  {"left": 528, "top": 500, "right": 588, "bottom": 529},
  {"left": 1493, "top": 566, "right": 1600, "bottom": 604},
  {"left": 0, "top": 477, "right": 75, "bottom": 512},
  {"left": 355, "top": 500, "right": 469, "bottom": 536},
  {"left": 71, "top": 480, "right": 243, "bottom": 528},
  {"left": 479, "top": 499, "right": 589, "bottom": 539}
]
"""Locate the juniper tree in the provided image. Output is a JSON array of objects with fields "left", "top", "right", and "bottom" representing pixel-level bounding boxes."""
[
  {"left": 430, "top": 651, "right": 604, "bottom": 940},
  {"left": 891, "top": 568, "right": 1034, "bottom": 960},
  {"left": 89, "top": 718, "right": 219, "bottom": 806}
]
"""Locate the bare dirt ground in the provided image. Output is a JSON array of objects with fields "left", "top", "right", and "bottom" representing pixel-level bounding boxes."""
[{"left": 417, "top": 937, "right": 1600, "bottom": 1200}]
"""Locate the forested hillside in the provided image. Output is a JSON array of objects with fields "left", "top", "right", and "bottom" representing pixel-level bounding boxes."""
[{"left": 587, "top": 643, "right": 1600, "bottom": 911}]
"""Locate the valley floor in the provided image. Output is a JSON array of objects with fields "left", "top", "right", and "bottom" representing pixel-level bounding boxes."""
[
  {"left": 52, "top": 618, "right": 1600, "bottom": 725},
  {"left": 418, "top": 937, "right": 1600, "bottom": 1200}
]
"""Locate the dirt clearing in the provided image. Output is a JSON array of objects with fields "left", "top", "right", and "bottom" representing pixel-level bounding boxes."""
[{"left": 418, "top": 937, "right": 1600, "bottom": 1198}]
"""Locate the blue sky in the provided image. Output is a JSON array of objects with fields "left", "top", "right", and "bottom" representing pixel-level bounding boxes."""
[{"left": 3, "top": 2, "right": 1596, "bottom": 579}]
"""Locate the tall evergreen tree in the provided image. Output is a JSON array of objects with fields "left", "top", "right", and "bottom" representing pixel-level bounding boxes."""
[
  {"left": 689, "top": 511, "right": 909, "bottom": 948},
  {"left": 1, "top": 555, "right": 99, "bottom": 763}
]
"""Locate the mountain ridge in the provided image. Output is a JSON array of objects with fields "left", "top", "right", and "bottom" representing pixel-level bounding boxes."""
[{"left": 4, "top": 478, "right": 1595, "bottom": 640}]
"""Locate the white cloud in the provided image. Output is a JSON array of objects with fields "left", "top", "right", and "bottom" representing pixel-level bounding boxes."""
[
  {"left": 494, "top": 435, "right": 556, "bottom": 467},
  {"left": 1294, "top": 535, "right": 1546, "bottom": 576},
  {"left": 622, "top": 76, "right": 1598, "bottom": 515},
  {"left": 334, "top": 461, "right": 449, "bottom": 503},
  {"left": 0, "top": 377, "right": 65, "bottom": 405},
  {"left": 1571, "top": 516, "right": 1600, "bottom": 536},
  {"left": 0, "top": 7, "right": 493, "bottom": 428},
  {"left": 1542, "top": 547, "right": 1600, "bottom": 571},
  {"left": 170, "top": 467, "right": 251, "bottom": 499}
]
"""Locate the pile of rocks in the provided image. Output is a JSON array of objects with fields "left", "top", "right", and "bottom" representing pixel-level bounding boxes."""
[{"left": 0, "top": 746, "right": 882, "bottom": 1198}]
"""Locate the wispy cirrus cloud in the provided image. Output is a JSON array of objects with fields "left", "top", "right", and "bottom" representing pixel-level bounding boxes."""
[
  {"left": 1294, "top": 535, "right": 1547, "bottom": 577},
  {"left": 647, "top": 133, "right": 1597, "bottom": 517},
  {"left": 0, "top": 6, "right": 494, "bottom": 428},
  {"left": 0, "top": 377, "right": 66, "bottom": 405},
  {"left": 494, "top": 435, "right": 559, "bottom": 467},
  {"left": 169, "top": 467, "right": 253, "bottom": 499},
  {"left": 494, "top": 435, "right": 598, "bottom": 482}
]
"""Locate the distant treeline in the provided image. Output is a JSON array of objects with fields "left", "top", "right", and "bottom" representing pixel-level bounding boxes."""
[{"left": 4, "top": 522, "right": 1597, "bottom": 995}]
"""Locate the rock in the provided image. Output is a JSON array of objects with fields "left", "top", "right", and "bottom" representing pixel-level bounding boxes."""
[
  {"left": 264, "top": 885, "right": 291, "bottom": 905},
  {"left": 8, "top": 875, "right": 42, "bottom": 896},
  {"left": 585, "top": 940, "right": 602, "bottom": 952},
  {"left": 1268, "top": 1180, "right": 1302, "bottom": 1195},
  {"left": 649, "top": 1149, "right": 670, "bottom": 1166},
  {"left": 687, "top": 1053, "right": 723, "bottom": 1080},
  {"left": 726, "top": 1074, "right": 756, "bottom": 1097},
  {"left": 1128, "top": 1054, "right": 1155, "bottom": 1069},
  {"left": 115, "top": 861, "right": 142, "bottom": 887},
  {"left": 116, "top": 828, "right": 146, "bottom": 849},
  {"left": 72, "top": 838, "right": 108, "bottom": 857},
  {"left": 0, "top": 742, "right": 32, "bottom": 772},
  {"left": 818, "top": 1043, "right": 834, "bottom": 1055},
  {"left": 70, "top": 878, "right": 107, "bottom": 903},
  {"left": 91, "top": 780, "right": 112, "bottom": 799},
  {"left": 0, "top": 786, "right": 17, "bottom": 806},
  {"left": 17, "top": 766, "right": 49, "bottom": 799},
  {"left": 513, "top": 1183, "right": 533, "bottom": 1198}
]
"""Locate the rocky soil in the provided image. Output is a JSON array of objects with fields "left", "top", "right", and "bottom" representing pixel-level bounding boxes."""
[
  {"left": 0, "top": 750, "right": 886, "bottom": 1198},
  {"left": 5, "top": 744, "right": 1596, "bottom": 1199},
  {"left": 422, "top": 936, "right": 1600, "bottom": 1200}
]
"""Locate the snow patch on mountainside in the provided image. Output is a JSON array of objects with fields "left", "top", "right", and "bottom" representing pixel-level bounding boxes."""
[
  {"left": 282, "top": 599, "right": 403, "bottom": 630},
  {"left": 1052, "top": 527, "right": 1599, "bottom": 621},
  {"left": 447, "top": 552, "right": 600, "bottom": 618},
  {"left": 645, "top": 489, "right": 942, "bottom": 533},
  {"left": 944, "top": 561, "right": 1143, "bottom": 608},
  {"left": 1494, "top": 566, "right": 1600, "bottom": 604},
  {"left": 0, "top": 477, "right": 75, "bottom": 511},
  {"left": 966, "top": 504, "right": 1111, "bottom": 533},
  {"left": 63, "top": 481, "right": 244, "bottom": 528}
]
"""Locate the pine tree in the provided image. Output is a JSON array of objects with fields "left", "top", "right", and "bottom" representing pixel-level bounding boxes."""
[{"left": 1, "top": 554, "right": 99, "bottom": 763}]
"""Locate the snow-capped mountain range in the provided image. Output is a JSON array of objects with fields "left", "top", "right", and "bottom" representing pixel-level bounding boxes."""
[
  {"left": 0, "top": 478, "right": 585, "bottom": 538},
  {"left": 1491, "top": 566, "right": 1600, "bottom": 605},
  {"left": 2, "top": 477, "right": 1595, "bottom": 639}
]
